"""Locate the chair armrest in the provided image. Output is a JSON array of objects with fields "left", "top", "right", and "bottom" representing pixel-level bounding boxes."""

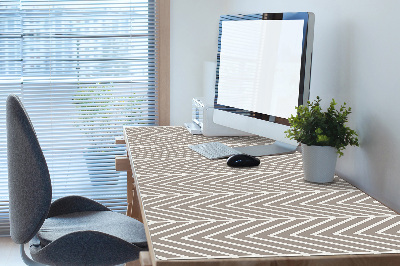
[{"left": 47, "top": 195, "right": 110, "bottom": 218}]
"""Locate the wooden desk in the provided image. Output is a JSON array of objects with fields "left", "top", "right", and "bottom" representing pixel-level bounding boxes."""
[{"left": 122, "top": 126, "right": 400, "bottom": 266}]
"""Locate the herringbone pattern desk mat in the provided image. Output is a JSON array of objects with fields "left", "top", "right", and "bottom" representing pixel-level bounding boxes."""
[{"left": 124, "top": 126, "right": 400, "bottom": 260}]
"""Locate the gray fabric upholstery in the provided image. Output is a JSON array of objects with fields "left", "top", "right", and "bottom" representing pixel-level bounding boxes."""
[
  {"left": 7, "top": 94, "right": 52, "bottom": 244},
  {"left": 47, "top": 195, "right": 110, "bottom": 218},
  {"left": 7, "top": 94, "right": 148, "bottom": 265},
  {"left": 30, "top": 230, "right": 145, "bottom": 266},
  {"left": 37, "top": 211, "right": 147, "bottom": 248}
]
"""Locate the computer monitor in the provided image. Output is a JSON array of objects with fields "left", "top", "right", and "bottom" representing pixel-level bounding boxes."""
[{"left": 213, "top": 12, "right": 315, "bottom": 156}]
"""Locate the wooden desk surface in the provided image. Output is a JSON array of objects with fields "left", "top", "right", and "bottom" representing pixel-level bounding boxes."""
[{"left": 124, "top": 126, "right": 400, "bottom": 266}]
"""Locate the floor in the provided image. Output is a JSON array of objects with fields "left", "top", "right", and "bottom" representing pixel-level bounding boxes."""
[{"left": 0, "top": 237, "right": 26, "bottom": 266}]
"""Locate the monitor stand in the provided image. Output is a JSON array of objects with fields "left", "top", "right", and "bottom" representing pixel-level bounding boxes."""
[{"left": 234, "top": 141, "right": 298, "bottom": 157}]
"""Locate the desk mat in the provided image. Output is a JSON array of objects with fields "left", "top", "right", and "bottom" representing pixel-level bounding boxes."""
[{"left": 125, "top": 126, "right": 400, "bottom": 260}]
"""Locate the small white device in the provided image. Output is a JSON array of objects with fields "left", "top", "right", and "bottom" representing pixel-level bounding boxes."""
[
  {"left": 184, "top": 97, "right": 204, "bottom": 135},
  {"left": 184, "top": 97, "right": 251, "bottom": 137}
]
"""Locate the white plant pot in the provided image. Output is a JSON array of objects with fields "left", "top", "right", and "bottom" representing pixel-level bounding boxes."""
[{"left": 301, "top": 144, "right": 338, "bottom": 183}]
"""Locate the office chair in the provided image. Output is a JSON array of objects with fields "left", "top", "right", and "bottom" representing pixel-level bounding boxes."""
[{"left": 6, "top": 94, "right": 148, "bottom": 265}]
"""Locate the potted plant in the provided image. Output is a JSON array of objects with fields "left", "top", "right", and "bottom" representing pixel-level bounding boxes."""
[
  {"left": 285, "top": 96, "right": 359, "bottom": 183},
  {"left": 72, "top": 84, "right": 137, "bottom": 186}
]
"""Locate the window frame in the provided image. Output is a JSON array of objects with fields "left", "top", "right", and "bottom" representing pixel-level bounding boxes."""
[{"left": 156, "top": 0, "right": 170, "bottom": 126}]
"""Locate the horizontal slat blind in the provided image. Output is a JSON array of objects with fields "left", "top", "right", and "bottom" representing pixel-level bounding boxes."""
[
  {"left": 0, "top": 0, "right": 22, "bottom": 236},
  {"left": 0, "top": 0, "right": 158, "bottom": 236}
]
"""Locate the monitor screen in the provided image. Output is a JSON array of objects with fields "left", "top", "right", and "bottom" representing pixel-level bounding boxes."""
[{"left": 217, "top": 19, "right": 304, "bottom": 119}]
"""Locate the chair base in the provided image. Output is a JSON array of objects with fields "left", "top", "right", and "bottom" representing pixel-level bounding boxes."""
[{"left": 20, "top": 244, "right": 45, "bottom": 266}]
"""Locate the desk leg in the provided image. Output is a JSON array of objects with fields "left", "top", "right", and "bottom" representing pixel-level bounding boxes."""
[
  {"left": 124, "top": 252, "right": 151, "bottom": 266},
  {"left": 127, "top": 169, "right": 134, "bottom": 217},
  {"left": 128, "top": 170, "right": 143, "bottom": 222},
  {"left": 116, "top": 138, "right": 147, "bottom": 266},
  {"left": 115, "top": 155, "right": 142, "bottom": 222},
  {"left": 139, "top": 252, "right": 152, "bottom": 266}
]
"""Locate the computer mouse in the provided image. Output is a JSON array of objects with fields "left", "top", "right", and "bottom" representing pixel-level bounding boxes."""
[{"left": 227, "top": 154, "right": 260, "bottom": 167}]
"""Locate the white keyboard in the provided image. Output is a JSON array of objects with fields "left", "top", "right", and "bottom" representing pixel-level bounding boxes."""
[{"left": 188, "top": 142, "right": 242, "bottom": 159}]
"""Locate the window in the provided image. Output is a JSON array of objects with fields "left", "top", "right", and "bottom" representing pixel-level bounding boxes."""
[{"left": 0, "top": 0, "right": 169, "bottom": 236}]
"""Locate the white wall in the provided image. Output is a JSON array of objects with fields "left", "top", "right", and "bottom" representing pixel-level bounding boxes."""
[
  {"left": 170, "top": 0, "right": 227, "bottom": 125},
  {"left": 170, "top": 0, "right": 400, "bottom": 212}
]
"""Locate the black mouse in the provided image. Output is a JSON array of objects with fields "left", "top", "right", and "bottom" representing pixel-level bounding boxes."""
[{"left": 227, "top": 154, "right": 260, "bottom": 167}]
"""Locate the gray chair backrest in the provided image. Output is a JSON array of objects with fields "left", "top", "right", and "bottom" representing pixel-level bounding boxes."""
[{"left": 7, "top": 94, "right": 52, "bottom": 244}]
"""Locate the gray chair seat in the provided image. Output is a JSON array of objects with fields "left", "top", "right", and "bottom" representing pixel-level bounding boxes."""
[{"left": 37, "top": 211, "right": 147, "bottom": 248}]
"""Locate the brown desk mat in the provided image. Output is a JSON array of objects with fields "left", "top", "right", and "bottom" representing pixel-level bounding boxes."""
[{"left": 125, "top": 126, "right": 400, "bottom": 261}]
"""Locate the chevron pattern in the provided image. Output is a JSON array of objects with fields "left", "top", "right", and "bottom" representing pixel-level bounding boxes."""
[
  {"left": 125, "top": 126, "right": 400, "bottom": 261},
  {"left": 141, "top": 190, "right": 395, "bottom": 222},
  {"left": 148, "top": 217, "right": 400, "bottom": 260}
]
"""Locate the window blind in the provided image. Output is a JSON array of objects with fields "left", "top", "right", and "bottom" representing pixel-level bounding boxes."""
[{"left": 0, "top": 0, "right": 159, "bottom": 236}]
